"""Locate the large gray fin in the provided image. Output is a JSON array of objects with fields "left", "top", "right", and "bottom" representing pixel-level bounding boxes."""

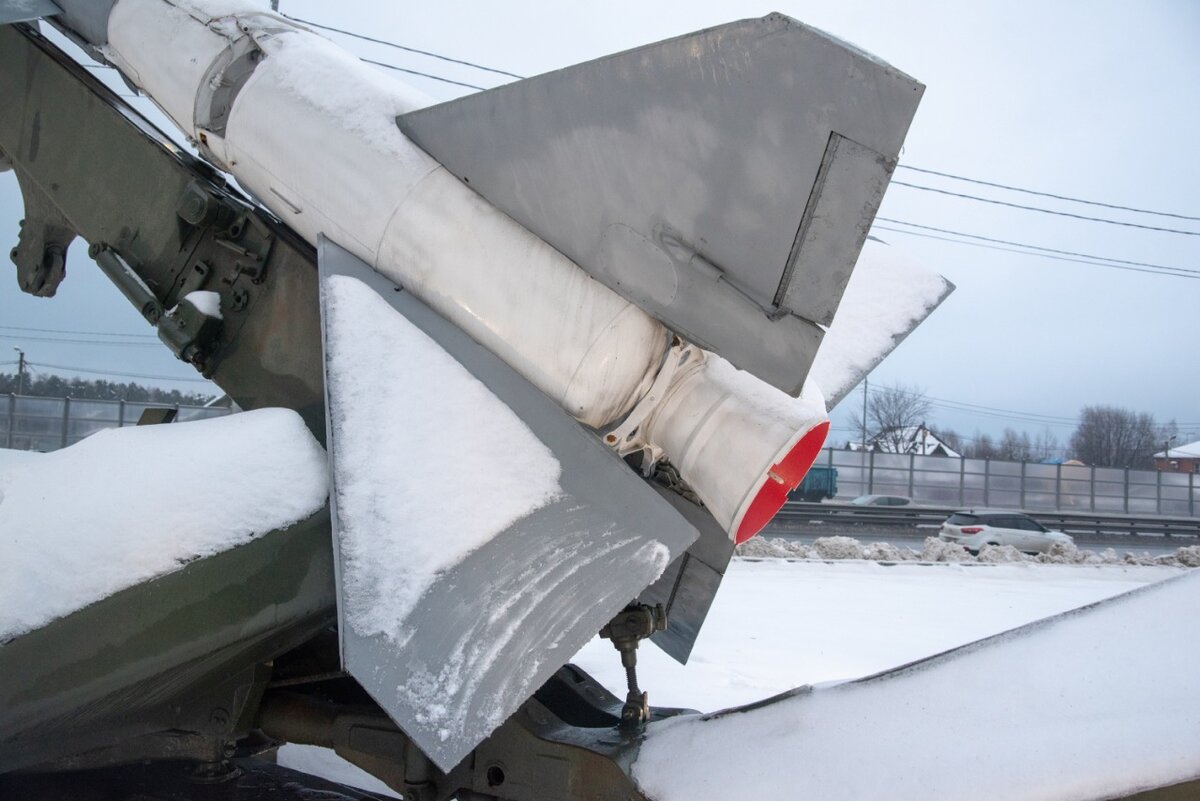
[
  {"left": 638, "top": 485, "right": 735, "bottom": 664},
  {"left": 317, "top": 237, "right": 698, "bottom": 772},
  {"left": 397, "top": 14, "right": 923, "bottom": 395},
  {"left": 807, "top": 238, "right": 955, "bottom": 410},
  {"left": 0, "top": 1, "right": 60, "bottom": 25}
]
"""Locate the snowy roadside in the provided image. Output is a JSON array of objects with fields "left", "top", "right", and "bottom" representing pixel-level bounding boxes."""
[{"left": 739, "top": 532, "right": 1200, "bottom": 568}]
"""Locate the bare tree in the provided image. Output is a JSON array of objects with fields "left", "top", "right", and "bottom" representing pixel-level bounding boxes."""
[
  {"left": 853, "top": 383, "right": 931, "bottom": 451},
  {"left": 996, "top": 428, "right": 1032, "bottom": 461},
  {"left": 1032, "top": 428, "right": 1061, "bottom": 462},
  {"left": 1069, "top": 405, "right": 1158, "bottom": 468},
  {"left": 968, "top": 431, "right": 996, "bottom": 460}
]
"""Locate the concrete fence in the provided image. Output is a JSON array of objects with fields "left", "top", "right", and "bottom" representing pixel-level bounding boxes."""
[
  {"left": 820, "top": 447, "right": 1197, "bottom": 518},
  {"left": 2, "top": 393, "right": 232, "bottom": 452}
]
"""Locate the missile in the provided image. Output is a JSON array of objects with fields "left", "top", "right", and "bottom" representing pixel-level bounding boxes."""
[
  {"left": 2, "top": 0, "right": 936, "bottom": 772},
  {"left": 39, "top": 0, "right": 898, "bottom": 543}
]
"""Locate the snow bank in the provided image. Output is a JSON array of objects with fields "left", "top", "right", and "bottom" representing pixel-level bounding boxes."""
[
  {"left": 738, "top": 535, "right": 1200, "bottom": 568},
  {"left": 0, "top": 448, "right": 42, "bottom": 502},
  {"left": 0, "top": 409, "right": 328, "bottom": 641},
  {"left": 322, "top": 275, "right": 563, "bottom": 644},
  {"left": 632, "top": 569, "right": 1200, "bottom": 801}
]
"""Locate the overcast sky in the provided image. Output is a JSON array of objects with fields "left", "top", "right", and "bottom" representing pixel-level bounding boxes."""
[{"left": 1, "top": 1, "right": 1196, "bottom": 448}]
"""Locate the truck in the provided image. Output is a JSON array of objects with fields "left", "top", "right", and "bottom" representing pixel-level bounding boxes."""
[{"left": 792, "top": 465, "right": 838, "bottom": 501}]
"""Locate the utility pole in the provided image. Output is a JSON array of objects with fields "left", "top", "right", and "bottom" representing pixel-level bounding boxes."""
[
  {"left": 12, "top": 347, "right": 25, "bottom": 395},
  {"left": 860, "top": 377, "right": 869, "bottom": 451}
]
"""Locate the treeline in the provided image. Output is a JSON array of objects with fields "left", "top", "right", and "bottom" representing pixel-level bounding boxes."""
[
  {"left": 933, "top": 427, "right": 1061, "bottom": 462},
  {"left": 0, "top": 371, "right": 218, "bottom": 406},
  {"left": 856, "top": 384, "right": 1181, "bottom": 469},
  {"left": 936, "top": 406, "right": 1177, "bottom": 469}
]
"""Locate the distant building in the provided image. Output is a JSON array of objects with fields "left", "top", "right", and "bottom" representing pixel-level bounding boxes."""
[
  {"left": 1154, "top": 440, "right": 1200, "bottom": 473},
  {"left": 850, "top": 424, "right": 961, "bottom": 458}
]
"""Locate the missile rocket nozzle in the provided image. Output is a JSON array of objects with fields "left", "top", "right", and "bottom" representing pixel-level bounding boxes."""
[{"left": 733, "top": 420, "right": 830, "bottom": 544}]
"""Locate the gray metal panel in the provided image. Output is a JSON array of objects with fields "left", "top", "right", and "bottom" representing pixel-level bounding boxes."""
[
  {"left": 46, "top": 0, "right": 115, "bottom": 45},
  {"left": 318, "top": 238, "right": 698, "bottom": 771},
  {"left": 397, "top": 13, "right": 922, "bottom": 395},
  {"left": 639, "top": 485, "right": 735, "bottom": 664},
  {"left": 820, "top": 267, "right": 955, "bottom": 411},
  {"left": 778, "top": 135, "right": 895, "bottom": 322},
  {"left": 0, "top": 0, "right": 60, "bottom": 25}
]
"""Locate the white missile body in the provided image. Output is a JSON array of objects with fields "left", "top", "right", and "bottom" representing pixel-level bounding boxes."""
[{"left": 100, "top": 0, "right": 831, "bottom": 542}]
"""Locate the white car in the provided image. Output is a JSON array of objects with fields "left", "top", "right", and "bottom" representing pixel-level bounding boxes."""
[
  {"left": 850, "top": 494, "right": 913, "bottom": 507},
  {"left": 939, "top": 510, "right": 1074, "bottom": 554}
]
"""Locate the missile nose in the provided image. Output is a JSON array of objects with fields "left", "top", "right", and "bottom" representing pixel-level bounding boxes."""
[{"left": 733, "top": 420, "right": 830, "bottom": 544}]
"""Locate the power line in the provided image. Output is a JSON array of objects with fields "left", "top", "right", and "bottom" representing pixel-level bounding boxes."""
[
  {"left": 896, "top": 165, "right": 1200, "bottom": 223},
  {"left": 0, "top": 325, "right": 156, "bottom": 338},
  {"left": 361, "top": 58, "right": 486, "bottom": 91},
  {"left": 284, "top": 15, "right": 524, "bottom": 79},
  {"left": 198, "top": 16, "right": 1200, "bottom": 242},
  {"left": 889, "top": 180, "right": 1200, "bottom": 237},
  {"left": 877, "top": 384, "right": 1080, "bottom": 425},
  {"left": 875, "top": 218, "right": 1199, "bottom": 276},
  {"left": 927, "top": 398, "right": 1078, "bottom": 425},
  {"left": 27, "top": 361, "right": 212, "bottom": 383},
  {"left": 873, "top": 224, "right": 1200, "bottom": 280},
  {"left": 860, "top": 383, "right": 1200, "bottom": 430},
  {"left": 0, "top": 334, "right": 162, "bottom": 348}
]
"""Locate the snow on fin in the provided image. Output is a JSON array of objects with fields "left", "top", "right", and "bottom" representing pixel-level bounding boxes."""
[{"left": 317, "top": 237, "right": 697, "bottom": 771}]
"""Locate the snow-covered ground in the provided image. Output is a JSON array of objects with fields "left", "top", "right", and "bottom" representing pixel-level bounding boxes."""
[
  {"left": 573, "top": 558, "right": 1183, "bottom": 711},
  {"left": 280, "top": 556, "right": 1187, "bottom": 797}
]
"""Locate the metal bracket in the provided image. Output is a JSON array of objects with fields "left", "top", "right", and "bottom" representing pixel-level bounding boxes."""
[
  {"left": 175, "top": 181, "right": 274, "bottom": 291},
  {"left": 600, "top": 604, "right": 667, "bottom": 728},
  {"left": 256, "top": 662, "right": 691, "bottom": 801},
  {"left": 8, "top": 169, "right": 77, "bottom": 297},
  {"left": 603, "top": 339, "right": 703, "bottom": 473}
]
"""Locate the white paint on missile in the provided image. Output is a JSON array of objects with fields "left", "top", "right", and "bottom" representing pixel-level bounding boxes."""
[
  {"left": 322, "top": 275, "right": 563, "bottom": 645},
  {"left": 0, "top": 409, "right": 328, "bottom": 642},
  {"left": 106, "top": 0, "right": 667, "bottom": 430},
  {"left": 101, "top": 0, "right": 832, "bottom": 542},
  {"left": 808, "top": 239, "right": 953, "bottom": 409}
]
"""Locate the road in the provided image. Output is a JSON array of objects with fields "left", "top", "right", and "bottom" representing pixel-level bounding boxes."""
[{"left": 761, "top": 522, "right": 1194, "bottom": 558}]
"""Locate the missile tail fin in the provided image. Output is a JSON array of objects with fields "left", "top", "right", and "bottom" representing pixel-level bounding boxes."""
[
  {"left": 317, "top": 237, "right": 698, "bottom": 770},
  {"left": 397, "top": 13, "right": 923, "bottom": 395}
]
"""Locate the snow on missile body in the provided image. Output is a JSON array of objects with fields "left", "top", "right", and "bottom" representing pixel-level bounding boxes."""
[{"left": 82, "top": 0, "right": 898, "bottom": 543}]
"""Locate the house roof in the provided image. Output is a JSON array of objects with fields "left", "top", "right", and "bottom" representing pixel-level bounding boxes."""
[
  {"left": 868, "top": 425, "right": 961, "bottom": 458},
  {"left": 1154, "top": 440, "right": 1200, "bottom": 459}
]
